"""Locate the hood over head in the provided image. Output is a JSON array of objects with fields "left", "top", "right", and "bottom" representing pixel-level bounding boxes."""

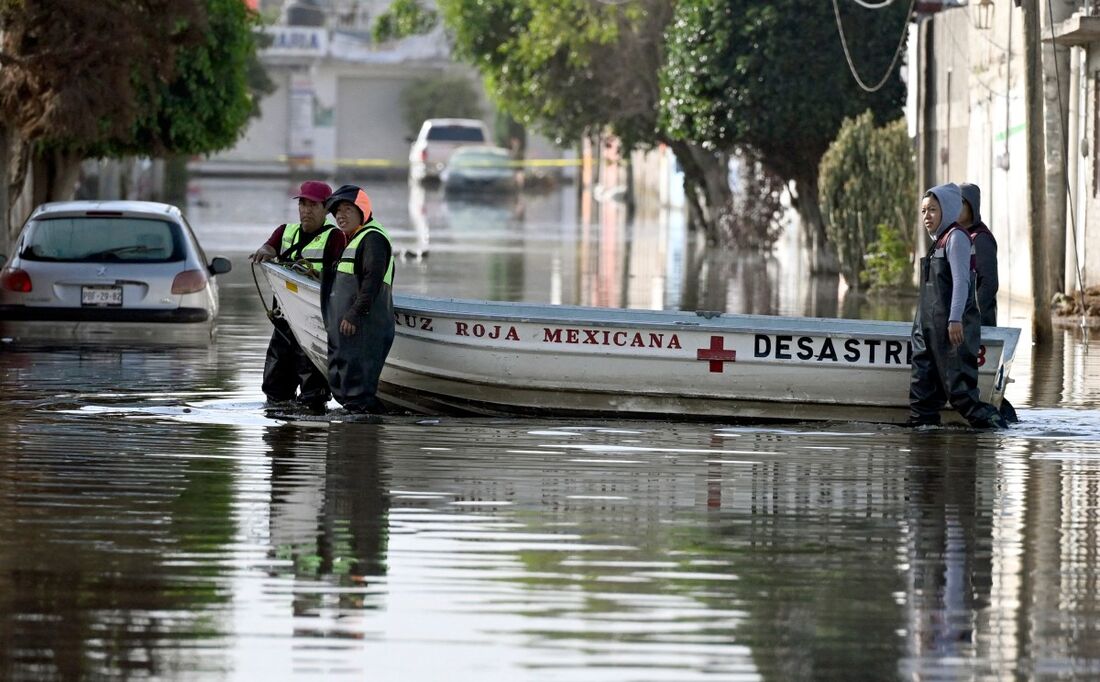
[
  {"left": 959, "top": 182, "right": 981, "bottom": 225},
  {"left": 325, "top": 184, "right": 372, "bottom": 225},
  {"left": 924, "top": 183, "right": 962, "bottom": 240}
]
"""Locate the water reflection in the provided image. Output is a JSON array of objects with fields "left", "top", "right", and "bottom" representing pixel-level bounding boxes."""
[
  {"left": 901, "top": 432, "right": 993, "bottom": 678},
  {"left": 265, "top": 424, "right": 389, "bottom": 645},
  {"left": 0, "top": 408, "right": 241, "bottom": 678},
  {"left": 1, "top": 176, "right": 1099, "bottom": 679}
]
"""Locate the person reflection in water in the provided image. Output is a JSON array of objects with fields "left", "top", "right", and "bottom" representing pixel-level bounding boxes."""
[
  {"left": 908, "top": 183, "right": 1006, "bottom": 429},
  {"left": 264, "top": 424, "right": 389, "bottom": 617},
  {"left": 903, "top": 432, "right": 993, "bottom": 671},
  {"left": 324, "top": 424, "right": 389, "bottom": 581}
]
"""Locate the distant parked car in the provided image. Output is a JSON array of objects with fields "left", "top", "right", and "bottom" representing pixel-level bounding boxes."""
[
  {"left": 0, "top": 200, "right": 231, "bottom": 343},
  {"left": 408, "top": 118, "right": 492, "bottom": 183},
  {"left": 442, "top": 146, "right": 520, "bottom": 195}
]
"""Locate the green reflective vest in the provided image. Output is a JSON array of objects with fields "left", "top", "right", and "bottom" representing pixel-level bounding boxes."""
[
  {"left": 280, "top": 222, "right": 337, "bottom": 274},
  {"left": 336, "top": 219, "right": 394, "bottom": 285}
]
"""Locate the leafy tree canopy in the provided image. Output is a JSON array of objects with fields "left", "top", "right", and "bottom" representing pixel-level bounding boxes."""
[
  {"left": 0, "top": 1, "right": 203, "bottom": 146},
  {"left": 437, "top": 0, "right": 669, "bottom": 149},
  {"left": 120, "top": 0, "right": 262, "bottom": 157},
  {"left": 373, "top": 0, "right": 439, "bottom": 44},
  {"left": 660, "top": 0, "right": 910, "bottom": 185},
  {"left": 0, "top": 0, "right": 264, "bottom": 158}
]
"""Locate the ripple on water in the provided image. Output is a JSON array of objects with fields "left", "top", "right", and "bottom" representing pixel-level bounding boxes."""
[{"left": 2, "top": 276, "right": 1099, "bottom": 679}]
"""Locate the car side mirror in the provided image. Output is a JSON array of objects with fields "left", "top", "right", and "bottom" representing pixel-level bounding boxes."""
[{"left": 208, "top": 256, "right": 232, "bottom": 275}]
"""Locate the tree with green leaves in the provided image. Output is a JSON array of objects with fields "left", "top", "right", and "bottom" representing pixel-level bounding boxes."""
[
  {"left": 661, "top": 0, "right": 910, "bottom": 272},
  {"left": 378, "top": 0, "right": 746, "bottom": 243},
  {"left": 373, "top": 0, "right": 439, "bottom": 44},
  {"left": 819, "top": 112, "right": 916, "bottom": 292},
  {"left": 399, "top": 75, "right": 482, "bottom": 138},
  {"left": 0, "top": 0, "right": 265, "bottom": 250}
]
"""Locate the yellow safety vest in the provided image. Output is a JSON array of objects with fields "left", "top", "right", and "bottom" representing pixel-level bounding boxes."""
[
  {"left": 336, "top": 219, "right": 394, "bottom": 285},
  {"left": 280, "top": 222, "right": 337, "bottom": 274}
]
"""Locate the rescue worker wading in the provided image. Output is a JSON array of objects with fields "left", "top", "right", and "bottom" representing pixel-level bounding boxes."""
[
  {"left": 250, "top": 180, "right": 345, "bottom": 411},
  {"left": 908, "top": 183, "right": 1006, "bottom": 429},
  {"left": 324, "top": 184, "right": 395, "bottom": 414}
]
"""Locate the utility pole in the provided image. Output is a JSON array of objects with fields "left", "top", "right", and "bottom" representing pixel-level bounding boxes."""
[
  {"left": 1024, "top": 0, "right": 1052, "bottom": 345},
  {"left": 1041, "top": 0, "right": 1074, "bottom": 300}
]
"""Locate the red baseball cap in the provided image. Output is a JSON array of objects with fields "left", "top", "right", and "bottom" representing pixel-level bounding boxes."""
[{"left": 293, "top": 180, "right": 332, "bottom": 204}]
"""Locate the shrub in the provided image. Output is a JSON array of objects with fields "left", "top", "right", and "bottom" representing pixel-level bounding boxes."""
[
  {"left": 865, "top": 221, "right": 913, "bottom": 292},
  {"left": 399, "top": 75, "right": 482, "bottom": 138},
  {"left": 819, "top": 112, "right": 916, "bottom": 291}
]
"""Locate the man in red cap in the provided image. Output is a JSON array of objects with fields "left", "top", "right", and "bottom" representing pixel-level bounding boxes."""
[{"left": 250, "top": 180, "right": 346, "bottom": 411}]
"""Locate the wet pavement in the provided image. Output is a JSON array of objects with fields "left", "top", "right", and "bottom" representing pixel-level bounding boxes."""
[{"left": 1, "top": 179, "right": 1099, "bottom": 680}]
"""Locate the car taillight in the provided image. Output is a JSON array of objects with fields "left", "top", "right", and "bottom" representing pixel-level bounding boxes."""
[
  {"left": 0, "top": 267, "right": 32, "bottom": 293},
  {"left": 171, "top": 269, "right": 208, "bottom": 294},
  {"left": 421, "top": 148, "right": 427, "bottom": 162}
]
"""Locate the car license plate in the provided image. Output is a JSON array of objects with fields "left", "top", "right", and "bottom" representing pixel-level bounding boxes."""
[{"left": 81, "top": 285, "right": 123, "bottom": 306}]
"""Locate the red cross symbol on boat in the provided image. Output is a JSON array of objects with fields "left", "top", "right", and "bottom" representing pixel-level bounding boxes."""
[{"left": 696, "top": 335, "right": 736, "bottom": 373}]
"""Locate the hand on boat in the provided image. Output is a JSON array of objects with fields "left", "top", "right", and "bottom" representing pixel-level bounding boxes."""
[
  {"left": 948, "top": 321, "right": 963, "bottom": 347},
  {"left": 340, "top": 317, "right": 357, "bottom": 335},
  {"left": 250, "top": 245, "right": 276, "bottom": 263}
]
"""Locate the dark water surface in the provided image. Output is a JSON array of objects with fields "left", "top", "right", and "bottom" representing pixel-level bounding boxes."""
[{"left": 2, "top": 180, "right": 1100, "bottom": 680}]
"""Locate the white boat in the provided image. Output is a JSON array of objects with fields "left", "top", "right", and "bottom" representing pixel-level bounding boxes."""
[{"left": 261, "top": 262, "right": 1019, "bottom": 424}]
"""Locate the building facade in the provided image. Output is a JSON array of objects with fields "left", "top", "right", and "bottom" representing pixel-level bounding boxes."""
[
  {"left": 201, "top": 2, "right": 567, "bottom": 178},
  {"left": 914, "top": 0, "right": 1099, "bottom": 304}
]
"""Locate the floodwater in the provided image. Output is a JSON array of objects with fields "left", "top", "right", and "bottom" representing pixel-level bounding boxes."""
[{"left": 2, "top": 178, "right": 1099, "bottom": 680}]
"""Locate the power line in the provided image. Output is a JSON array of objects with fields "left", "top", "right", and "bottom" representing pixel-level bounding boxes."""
[
  {"left": 849, "top": 0, "right": 897, "bottom": 9},
  {"left": 831, "top": 0, "right": 917, "bottom": 93}
]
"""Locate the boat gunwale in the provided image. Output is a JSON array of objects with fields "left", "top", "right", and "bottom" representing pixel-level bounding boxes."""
[{"left": 261, "top": 262, "right": 1020, "bottom": 347}]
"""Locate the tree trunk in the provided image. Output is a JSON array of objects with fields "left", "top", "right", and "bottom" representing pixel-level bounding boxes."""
[
  {"left": 32, "top": 149, "right": 82, "bottom": 206},
  {"left": 0, "top": 124, "right": 11, "bottom": 257},
  {"left": 667, "top": 140, "right": 733, "bottom": 245},
  {"left": 788, "top": 176, "right": 840, "bottom": 275},
  {"left": 7, "top": 136, "right": 33, "bottom": 240}
]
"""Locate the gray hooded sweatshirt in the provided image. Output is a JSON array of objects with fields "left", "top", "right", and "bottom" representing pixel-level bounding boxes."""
[{"left": 924, "top": 183, "right": 971, "bottom": 322}]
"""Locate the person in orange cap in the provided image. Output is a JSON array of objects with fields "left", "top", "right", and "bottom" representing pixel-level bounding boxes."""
[{"left": 323, "top": 184, "right": 395, "bottom": 413}]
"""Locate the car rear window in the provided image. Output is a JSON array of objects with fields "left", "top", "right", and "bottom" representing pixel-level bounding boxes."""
[
  {"left": 426, "top": 125, "right": 486, "bottom": 142},
  {"left": 20, "top": 217, "right": 185, "bottom": 263}
]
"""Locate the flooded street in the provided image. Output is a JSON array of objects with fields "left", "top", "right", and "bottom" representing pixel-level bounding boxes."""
[{"left": 2, "top": 179, "right": 1100, "bottom": 680}]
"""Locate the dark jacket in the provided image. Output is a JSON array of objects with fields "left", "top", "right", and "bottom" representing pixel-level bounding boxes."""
[{"left": 960, "top": 183, "right": 999, "bottom": 326}]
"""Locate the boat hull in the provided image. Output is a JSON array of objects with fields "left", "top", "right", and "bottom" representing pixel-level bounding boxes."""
[{"left": 262, "top": 263, "right": 1019, "bottom": 424}]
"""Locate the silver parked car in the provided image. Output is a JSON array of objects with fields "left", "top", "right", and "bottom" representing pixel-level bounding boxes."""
[
  {"left": 441, "top": 146, "right": 520, "bottom": 195},
  {"left": 0, "top": 200, "right": 231, "bottom": 343}
]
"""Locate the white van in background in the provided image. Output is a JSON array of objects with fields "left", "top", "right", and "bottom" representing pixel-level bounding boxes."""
[{"left": 408, "top": 118, "right": 492, "bottom": 183}]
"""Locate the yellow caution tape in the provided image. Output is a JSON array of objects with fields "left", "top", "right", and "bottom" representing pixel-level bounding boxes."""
[{"left": 275, "top": 155, "right": 584, "bottom": 168}]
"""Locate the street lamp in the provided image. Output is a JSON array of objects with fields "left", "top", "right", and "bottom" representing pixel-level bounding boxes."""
[{"left": 974, "top": 0, "right": 995, "bottom": 30}]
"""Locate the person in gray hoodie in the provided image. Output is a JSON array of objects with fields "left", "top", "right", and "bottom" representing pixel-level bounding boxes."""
[
  {"left": 958, "top": 182, "right": 1017, "bottom": 422},
  {"left": 909, "top": 183, "right": 1006, "bottom": 428}
]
